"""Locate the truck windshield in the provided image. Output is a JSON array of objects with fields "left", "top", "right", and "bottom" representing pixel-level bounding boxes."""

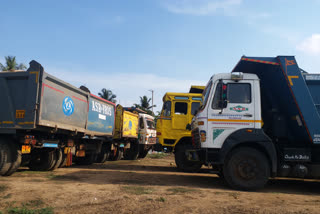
[
  {"left": 147, "top": 120, "right": 155, "bottom": 129},
  {"left": 200, "top": 80, "right": 213, "bottom": 110}
]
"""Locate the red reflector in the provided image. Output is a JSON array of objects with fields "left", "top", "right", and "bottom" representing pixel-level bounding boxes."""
[{"left": 157, "top": 132, "right": 161, "bottom": 135}]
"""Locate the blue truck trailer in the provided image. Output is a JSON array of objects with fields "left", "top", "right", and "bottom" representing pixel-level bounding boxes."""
[
  {"left": 0, "top": 60, "right": 115, "bottom": 175},
  {"left": 190, "top": 56, "right": 320, "bottom": 190}
]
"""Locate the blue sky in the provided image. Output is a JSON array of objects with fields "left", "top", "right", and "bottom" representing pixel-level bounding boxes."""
[{"left": 1, "top": 0, "right": 320, "bottom": 113}]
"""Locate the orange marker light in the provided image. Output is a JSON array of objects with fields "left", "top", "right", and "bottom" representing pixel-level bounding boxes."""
[
  {"left": 198, "top": 121, "right": 204, "bottom": 126},
  {"left": 246, "top": 129, "right": 253, "bottom": 133}
]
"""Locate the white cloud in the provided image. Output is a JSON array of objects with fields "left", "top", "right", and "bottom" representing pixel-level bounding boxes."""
[
  {"left": 163, "top": 0, "right": 242, "bottom": 16},
  {"left": 296, "top": 34, "right": 320, "bottom": 55},
  {"left": 46, "top": 67, "right": 206, "bottom": 113}
]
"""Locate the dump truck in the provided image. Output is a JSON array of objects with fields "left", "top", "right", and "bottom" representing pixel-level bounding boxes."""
[
  {"left": 190, "top": 56, "right": 320, "bottom": 190},
  {"left": 116, "top": 107, "right": 156, "bottom": 160},
  {"left": 109, "top": 105, "right": 139, "bottom": 161},
  {"left": 156, "top": 90, "right": 203, "bottom": 172},
  {"left": 137, "top": 113, "right": 156, "bottom": 158},
  {"left": 0, "top": 60, "right": 116, "bottom": 175}
]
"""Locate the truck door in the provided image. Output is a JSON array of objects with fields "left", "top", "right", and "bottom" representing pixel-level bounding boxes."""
[
  {"left": 172, "top": 99, "right": 189, "bottom": 130},
  {"left": 206, "top": 79, "right": 256, "bottom": 148}
]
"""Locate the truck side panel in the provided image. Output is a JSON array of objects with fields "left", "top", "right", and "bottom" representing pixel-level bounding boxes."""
[
  {"left": 233, "top": 56, "right": 320, "bottom": 144},
  {"left": 87, "top": 95, "right": 115, "bottom": 136},
  {"left": 38, "top": 72, "right": 88, "bottom": 132},
  {"left": 278, "top": 56, "right": 320, "bottom": 144}
]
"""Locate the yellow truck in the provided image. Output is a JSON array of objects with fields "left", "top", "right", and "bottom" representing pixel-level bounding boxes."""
[
  {"left": 107, "top": 105, "right": 139, "bottom": 161},
  {"left": 103, "top": 105, "right": 156, "bottom": 161},
  {"left": 156, "top": 86, "right": 204, "bottom": 172}
]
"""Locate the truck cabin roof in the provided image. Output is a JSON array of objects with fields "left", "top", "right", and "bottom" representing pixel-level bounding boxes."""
[{"left": 162, "top": 92, "right": 203, "bottom": 102}]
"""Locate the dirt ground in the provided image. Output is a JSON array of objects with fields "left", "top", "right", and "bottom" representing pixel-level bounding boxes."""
[{"left": 0, "top": 154, "right": 319, "bottom": 214}]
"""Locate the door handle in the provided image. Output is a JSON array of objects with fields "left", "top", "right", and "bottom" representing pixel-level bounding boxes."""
[{"left": 243, "top": 114, "right": 253, "bottom": 117}]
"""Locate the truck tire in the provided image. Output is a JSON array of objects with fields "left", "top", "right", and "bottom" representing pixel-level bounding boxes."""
[
  {"left": 59, "top": 149, "right": 67, "bottom": 168},
  {"left": 96, "top": 144, "right": 110, "bottom": 163},
  {"left": 75, "top": 152, "right": 96, "bottom": 165},
  {"left": 123, "top": 143, "right": 139, "bottom": 160},
  {"left": 174, "top": 145, "right": 202, "bottom": 173},
  {"left": 4, "top": 143, "right": 22, "bottom": 176},
  {"left": 50, "top": 149, "right": 63, "bottom": 171},
  {"left": 0, "top": 141, "right": 10, "bottom": 175},
  {"left": 223, "top": 147, "right": 270, "bottom": 191},
  {"left": 29, "top": 149, "right": 56, "bottom": 171},
  {"left": 138, "top": 148, "right": 149, "bottom": 159},
  {"left": 109, "top": 147, "right": 123, "bottom": 161}
]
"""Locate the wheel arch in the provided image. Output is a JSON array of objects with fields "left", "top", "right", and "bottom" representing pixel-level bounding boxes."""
[
  {"left": 174, "top": 137, "right": 193, "bottom": 149},
  {"left": 220, "top": 129, "right": 277, "bottom": 177}
]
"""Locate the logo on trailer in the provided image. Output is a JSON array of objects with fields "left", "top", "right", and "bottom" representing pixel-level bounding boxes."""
[
  {"left": 62, "top": 96, "right": 74, "bottom": 116},
  {"left": 129, "top": 121, "right": 132, "bottom": 130},
  {"left": 230, "top": 105, "right": 248, "bottom": 112}
]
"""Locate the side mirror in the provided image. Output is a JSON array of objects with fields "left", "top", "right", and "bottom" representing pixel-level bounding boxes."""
[{"left": 186, "top": 123, "right": 191, "bottom": 130}]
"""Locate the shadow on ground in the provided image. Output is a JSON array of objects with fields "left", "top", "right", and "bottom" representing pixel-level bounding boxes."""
[{"left": 45, "top": 161, "right": 320, "bottom": 196}]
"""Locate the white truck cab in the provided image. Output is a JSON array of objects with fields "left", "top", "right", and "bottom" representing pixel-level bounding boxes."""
[
  {"left": 191, "top": 56, "right": 320, "bottom": 191},
  {"left": 138, "top": 113, "right": 156, "bottom": 158},
  {"left": 193, "top": 72, "right": 261, "bottom": 149}
]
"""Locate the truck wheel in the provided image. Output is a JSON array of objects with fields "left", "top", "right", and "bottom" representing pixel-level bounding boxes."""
[
  {"left": 109, "top": 147, "right": 123, "bottom": 161},
  {"left": 0, "top": 141, "right": 11, "bottom": 175},
  {"left": 75, "top": 152, "right": 96, "bottom": 165},
  {"left": 138, "top": 149, "right": 149, "bottom": 159},
  {"left": 29, "top": 149, "right": 56, "bottom": 171},
  {"left": 138, "top": 145, "right": 149, "bottom": 159},
  {"left": 123, "top": 143, "right": 139, "bottom": 160},
  {"left": 174, "top": 145, "right": 202, "bottom": 173},
  {"left": 96, "top": 144, "right": 110, "bottom": 163},
  {"left": 50, "top": 149, "right": 63, "bottom": 171},
  {"left": 223, "top": 147, "right": 270, "bottom": 191},
  {"left": 59, "top": 152, "right": 67, "bottom": 168},
  {"left": 4, "top": 143, "right": 22, "bottom": 176}
]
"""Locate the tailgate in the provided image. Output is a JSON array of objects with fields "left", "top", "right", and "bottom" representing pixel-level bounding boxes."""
[{"left": 122, "top": 111, "right": 139, "bottom": 138}]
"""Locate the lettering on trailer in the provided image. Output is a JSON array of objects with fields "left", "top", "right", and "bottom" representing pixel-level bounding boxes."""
[
  {"left": 284, "top": 154, "right": 310, "bottom": 161},
  {"left": 229, "top": 105, "right": 248, "bottom": 112},
  {"left": 62, "top": 96, "right": 74, "bottom": 116},
  {"left": 91, "top": 100, "right": 112, "bottom": 116},
  {"left": 313, "top": 134, "right": 320, "bottom": 143}
]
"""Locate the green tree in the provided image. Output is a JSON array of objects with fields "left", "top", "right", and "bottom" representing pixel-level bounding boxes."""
[
  {"left": 98, "top": 88, "right": 117, "bottom": 103},
  {"left": 133, "top": 95, "right": 156, "bottom": 116},
  {"left": 0, "top": 56, "right": 27, "bottom": 71}
]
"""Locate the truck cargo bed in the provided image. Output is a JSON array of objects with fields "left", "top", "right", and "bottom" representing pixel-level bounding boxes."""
[{"left": 0, "top": 60, "right": 115, "bottom": 137}]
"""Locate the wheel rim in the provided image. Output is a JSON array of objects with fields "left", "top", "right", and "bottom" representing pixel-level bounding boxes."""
[{"left": 235, "top": 158, "right": 259, "bottom": 180}]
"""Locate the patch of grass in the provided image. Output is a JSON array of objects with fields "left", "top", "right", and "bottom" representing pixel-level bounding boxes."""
[
  {"left": 18, "top": 171, "right": 49, "bottom": 174},
  {"left": 167, "top": 187, "right": 197, "bottom": 194},
  {"left": 214, "top": 192, "right": 223, "bottom": 195},
  {"left": 23, "top": 199, "right": 44, "bottom": 208},
  {"left": 0, "top": 184, "right": 8, "bottom": 192},
  {"left": 157, "top": 197, "right": 166, "bottom": 202},
  {"left": 48, "top": 175, "right": 80, "bottom": 181},
  {"left": 3, "top": 194, "right": 12, "bottom": 199},
  {"left": 28, "top": 179, "right": 45, "bottom": 183},
  {"left": 228, "top": 192, "right": 240, "bottom": 199},
  {"left": 121, "top": 186, "right": 153, "bottom": 195},
  {"left": 7, "top": 207, "right": 53, "bottom": 214},
  {"left": 147, "top": 153, "right": 168, "bottom": 159}
]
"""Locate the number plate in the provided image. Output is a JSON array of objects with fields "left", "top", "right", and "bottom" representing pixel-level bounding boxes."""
[{"left": 22, "top": 145, "right": 31, "bottom": 154}]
